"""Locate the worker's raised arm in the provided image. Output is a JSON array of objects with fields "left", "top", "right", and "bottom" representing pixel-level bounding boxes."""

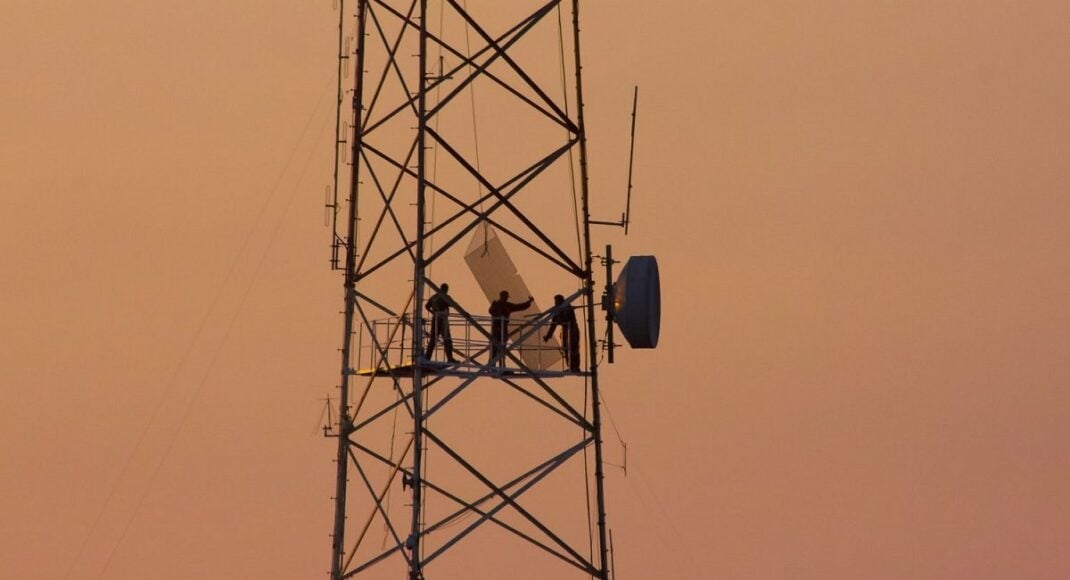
[{"left": 512, "top": 297, "right": 533, "bottom": 313}]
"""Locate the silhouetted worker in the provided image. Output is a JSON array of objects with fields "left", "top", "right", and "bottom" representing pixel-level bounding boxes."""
[
  {"left": 425, "top": 283, "right": 458, "bottom": 363},
  {"left": 543, "top": 294, "right": 581, "bottom": 372},
  {"left": 488, "top": 290, "right": 533, "bottom": 367}
]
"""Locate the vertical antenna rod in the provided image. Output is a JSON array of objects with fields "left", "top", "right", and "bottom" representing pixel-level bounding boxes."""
[
  {"left": 590, "top": 85, "right": 639, "bottom": 232},
  {"left": 572, "top": 0, "right": 611, "bottom": 578},
  {"left": 327, "top": 0, "right": 349, "bottom": 269},
  {"left": 330, "top": 1, "right": 368, "bottom": 578},
  {"left": 624, "top": 85, "right": 638, "bottom": 235}
]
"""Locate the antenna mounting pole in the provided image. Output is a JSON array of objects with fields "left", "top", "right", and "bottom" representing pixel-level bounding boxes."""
[{"left": 601, "top": 244, "right": 617, "bottom": 365}]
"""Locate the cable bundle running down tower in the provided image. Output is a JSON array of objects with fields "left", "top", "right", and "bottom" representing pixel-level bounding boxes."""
[{"left": 322, "top": 2, "right": 657, "bottom": 578}]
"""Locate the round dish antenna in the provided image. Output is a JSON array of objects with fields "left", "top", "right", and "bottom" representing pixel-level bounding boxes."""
[
  {"left": 601, "top": 246, "right": 661, "bottom": 362},
  {"left": 613, "top": 255, "right": 661, "bottom": 348}
]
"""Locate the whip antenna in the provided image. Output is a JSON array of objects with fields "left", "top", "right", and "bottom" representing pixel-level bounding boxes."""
[
  {"left": 592, "top": 85, "right": 640, "bottom": 234},
  {"left": 624, "top": 85, "right": 638, "bottom": 235}
]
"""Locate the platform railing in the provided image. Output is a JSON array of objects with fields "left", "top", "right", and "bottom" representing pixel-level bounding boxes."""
[{"left": 354, "top": 312, "right": 569, "bottom": 373}]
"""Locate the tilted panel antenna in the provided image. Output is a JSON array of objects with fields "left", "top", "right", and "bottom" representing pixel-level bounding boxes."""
[{"left": 319, "top": 2, "right": 635, "bottom": 579}]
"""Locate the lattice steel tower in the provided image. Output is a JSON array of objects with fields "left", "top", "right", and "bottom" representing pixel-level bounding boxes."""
[{"left": 322, "top": 2, "right": 643, "bottom": 578}]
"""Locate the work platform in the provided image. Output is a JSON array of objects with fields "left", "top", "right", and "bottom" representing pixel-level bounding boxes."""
[
  {"left": 353, "top": 312, "right": 580, "bottom": 377},
  {"left": 352, "top": 359, "right": 586, "bottom": 379}
]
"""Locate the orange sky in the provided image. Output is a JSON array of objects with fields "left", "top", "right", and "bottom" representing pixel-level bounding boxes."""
[{"left": 3, "top": 1, "right": 1069, "bottom": 579}]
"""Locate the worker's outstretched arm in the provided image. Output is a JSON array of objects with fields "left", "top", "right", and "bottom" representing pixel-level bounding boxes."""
[{"left": 543, "top": 320, "right": 558, "bottom": 341}]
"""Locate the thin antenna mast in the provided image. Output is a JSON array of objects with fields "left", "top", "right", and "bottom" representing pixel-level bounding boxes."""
[
  {"left": 624, "top": 86, "right": 638, "bottom": 235},
  {"left": 327, "top": 2, "right": 353, "bottom": 270},
  {"left": 591, "top": 85, "right": 640, "bottom": 235}
]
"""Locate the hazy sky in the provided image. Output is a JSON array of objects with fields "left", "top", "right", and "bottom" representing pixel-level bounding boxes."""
[{"left": 3, "top": 1, "right": 1069, "bottom": 579}]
